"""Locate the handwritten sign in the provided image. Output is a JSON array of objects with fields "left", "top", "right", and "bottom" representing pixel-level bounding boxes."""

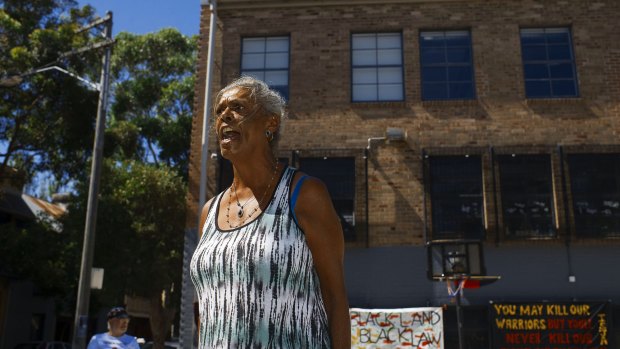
[
  {"left": 491, "top": 302, "right": 611, "bottom": 349},
  {"left": 350, "top": 307, "right": 444, "bottom": 349}
]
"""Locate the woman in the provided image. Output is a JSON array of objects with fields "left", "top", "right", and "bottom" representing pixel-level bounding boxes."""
[{"left": 190, "top": 76, "right": 350, "bottom": 348}]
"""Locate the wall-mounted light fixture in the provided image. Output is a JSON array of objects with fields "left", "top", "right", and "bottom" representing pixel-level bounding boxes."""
[{"left": 367, "top": 127, "right": 407, "bottom": 150}]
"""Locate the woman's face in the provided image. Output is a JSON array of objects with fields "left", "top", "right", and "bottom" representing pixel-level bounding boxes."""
[{"left": 214, "top": 87, "right": 272, "bottom": 159}]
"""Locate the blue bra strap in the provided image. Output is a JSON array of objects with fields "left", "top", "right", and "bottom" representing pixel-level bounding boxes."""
[{"left": 291, "top": 175, "right": 309, "bottom": 226}]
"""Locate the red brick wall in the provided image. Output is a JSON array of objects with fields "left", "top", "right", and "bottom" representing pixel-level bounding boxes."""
[{"left": 187, "top": 0, "right": 620, "bottom": 246}]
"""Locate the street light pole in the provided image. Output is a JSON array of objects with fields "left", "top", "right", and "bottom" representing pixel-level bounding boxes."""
[
  {"left": 179, "top": 2, "right": 217, "bottom": 348},
  {"left": 71, "top": 11, "right": 113, "bottom": 349}
]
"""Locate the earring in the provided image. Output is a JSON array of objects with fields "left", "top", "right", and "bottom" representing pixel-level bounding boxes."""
[{"left": 265, "top": 130, "right": 274, "bottom": 142}]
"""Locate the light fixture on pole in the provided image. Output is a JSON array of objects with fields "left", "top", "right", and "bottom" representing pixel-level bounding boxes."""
[
  {"left": 70, "top": 12, "right": 113, "bottom": 349},
  {"left": 1, "top": 66, "right": 101, "bottom": 90}
]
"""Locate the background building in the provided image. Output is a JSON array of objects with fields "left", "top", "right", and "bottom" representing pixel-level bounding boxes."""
[
  {"left": 186, "top": 0, "right": 620, "bottom": 347},
  {"left": 0, "top": 167, "right": 70, "bottom": 349}
]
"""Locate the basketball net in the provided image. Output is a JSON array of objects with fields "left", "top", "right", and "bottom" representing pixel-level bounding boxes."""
[{"left": 446, "top": 279, "right": 465, "bottom": 298}]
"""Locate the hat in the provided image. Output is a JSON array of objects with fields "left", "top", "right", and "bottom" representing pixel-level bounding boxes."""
[{"left": 107, "top": 306, "right": 129, "bottom": 320}]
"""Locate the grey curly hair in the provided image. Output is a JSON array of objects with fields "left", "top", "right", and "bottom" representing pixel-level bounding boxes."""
[{"left": 214, "top": 76, "right": 288, "bottom": 150}]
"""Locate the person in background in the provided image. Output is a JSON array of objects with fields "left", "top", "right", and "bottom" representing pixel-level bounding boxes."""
[
  {"left": 190, "top": 76, "right": 350, "bottom": 348},
  {"left": 87, "top": 307, "right": 140, "bottom": 349}
]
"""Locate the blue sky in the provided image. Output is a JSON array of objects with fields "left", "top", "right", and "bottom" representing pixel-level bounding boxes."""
[{"left": 76, "top": 0, "right": 201, "bottom": 36}]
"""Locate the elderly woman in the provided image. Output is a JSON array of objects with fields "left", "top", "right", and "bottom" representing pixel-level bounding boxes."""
[{"left": 190, "top": 76, "right": 350, "bottom": 348}]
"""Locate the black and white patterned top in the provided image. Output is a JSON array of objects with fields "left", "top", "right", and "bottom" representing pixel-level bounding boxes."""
[{"left": 190, "top": 167, "right": 331, "bottom": 349}]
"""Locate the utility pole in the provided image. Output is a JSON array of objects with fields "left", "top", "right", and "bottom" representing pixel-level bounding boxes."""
[
  {"left": 179, "top": 1, "right": 217, "bottom": 348},
  {"left": 71, "top": 12, "right": 113, "bottom": 349}
]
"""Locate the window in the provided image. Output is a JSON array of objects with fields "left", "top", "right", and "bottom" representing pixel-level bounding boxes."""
[
  {"left": 298, "top": 157, "right": 356, "bottom": 241},
  {"left": 241, "top": 36, "right": 290, "bottom": 99},
  {"left": 498, "top": 154, "right": 556, "bottom": 238},
  {"left": 429, "top": 155, "right": 485, "bottom": 239},
  {"left": 351, "top": 32, "right": 404, "bottom": 102},
  {"left": 520, "top": 28, "right": 579, "bottom": 98},
  {"left": 567, "top": 153, "right": 620, "bottom": 237},
  {"left": 420, "top": 30, "right": 475, "bottom": 100}
]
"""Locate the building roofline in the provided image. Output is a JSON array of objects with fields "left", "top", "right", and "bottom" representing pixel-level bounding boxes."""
[{"left": 211, "top": 0, "right": 468, "bottom": 10}]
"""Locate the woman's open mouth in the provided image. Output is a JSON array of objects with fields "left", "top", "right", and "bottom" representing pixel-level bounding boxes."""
[{"left": 220, "top": 126, "right": 240, "bottom": 143}]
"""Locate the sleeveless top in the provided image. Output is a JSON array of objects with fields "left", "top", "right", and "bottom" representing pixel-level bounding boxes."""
[{"left": 190, "top": 167, "right": 331, "bottom": 349}]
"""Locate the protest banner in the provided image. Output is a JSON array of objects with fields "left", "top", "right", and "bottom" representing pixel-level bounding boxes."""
[
  {"left": 490, "top": 301, "right": 611, "bottom": 349},
  {"left": 350, "top": 307, "right": 444, "bottom": 349}
]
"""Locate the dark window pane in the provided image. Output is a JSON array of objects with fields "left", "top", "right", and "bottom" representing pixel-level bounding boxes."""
[
  {"left": 299, "top": 157, "right": 357, "bottom": 241},
  {"left": 546, "top": 30, "right": 570, "bottom": 44},
  {"left": 444, "top": 32, "right": 470, "bottom": 46},
  {"left": 520, "top": 28, "right": 578, "bottom": 99},
  {"left": 420, "top": 33, "right": 445, "bottom": 47},
  {"left": 446, "top": 47, "right": 471, "bottom": 63},
  {"left": 520, "top": 30, "right": 546, "bottom": 45},
  {"left": 498, "top": 154, "right": 556, "bottom": 238},
  {"left": 521, "top": 46, "right": 548, "bottom": 61},
  {"left": 448, "top": 66, "right": 472, "bottom": 81},
  {"left": 547, "top": 45, "right": 572, "bottom": 60},
  {"left": 551, "top": 80, "right": 577, "bottom": 97},
  {"left": 420, "top": 30, "right": 474, "bottom": 101},
  {"left": 422, "top": 66, "right": 447, "bottom": 82},
  {"left": 568, "top": 154, "right": 620, "bottom": 237},
  {"left": 524, "top": 64, "right": 549, "bottom": 79},
  {"left": 429, "top": 155, "right": 485, "bottom": 239},
  {"left": 421, "top": 48, "right": 446, "bottom": 64},
  {"left": 423, "top": 83, "right": 448, "bottom": 100},
  {"left": 525, "top": 80, "right": 551, "bottom": 98},
  {"left": 549, "top": 63, "right": 574, "bottom": 79},
  {"left": 449, "top": 82, "right": 474, "bottom": 99}
]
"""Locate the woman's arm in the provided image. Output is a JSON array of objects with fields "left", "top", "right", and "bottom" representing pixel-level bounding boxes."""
[
  {"left": 195, "top": 197, "right": 214, "bottom": 347},
  {"left": 294, "top": 175, "right": 351, "bottom": 349}
]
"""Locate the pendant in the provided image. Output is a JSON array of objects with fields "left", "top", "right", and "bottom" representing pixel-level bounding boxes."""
[{"left": 237, "top": 208, "right": 244, "bottom": 218}]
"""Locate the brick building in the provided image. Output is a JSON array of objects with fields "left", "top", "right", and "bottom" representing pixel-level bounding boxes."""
[{"left": 184, "top": 0, "right": 620, "bottom": 347}]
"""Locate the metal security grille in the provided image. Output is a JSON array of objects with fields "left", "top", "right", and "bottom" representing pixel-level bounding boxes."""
[
  {"left": 567, "top": 153, "right": 620, "bottom": 237},
  {"left": 293, "top": 149, "right": 367, "bottom": 244},
  {"left": 428, "top": 155, "right": 485, "bottom": 239},
  {"left": 497, "top": 154, "right": 556, "bottom": 238}
]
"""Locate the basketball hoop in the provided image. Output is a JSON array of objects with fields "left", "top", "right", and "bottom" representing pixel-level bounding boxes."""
[{"left": 426, "top": 239, "right": 501, "bottom": 349}]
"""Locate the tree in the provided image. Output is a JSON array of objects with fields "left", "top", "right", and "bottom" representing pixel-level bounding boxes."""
[
  {"left": 0, "top": 213, "right": 80, "bottom": 299},
  {"left": 62, "top": 160, "right": 186, "bottom": 347},
  {"left": 106, "top": 29, "right": 196, "bottom": 181},
  {"left": 0, "top": 0, "right": 101, "bottom": 194},
  {"left": 2, "top": 4, "right": 196, "bottom": 344}
]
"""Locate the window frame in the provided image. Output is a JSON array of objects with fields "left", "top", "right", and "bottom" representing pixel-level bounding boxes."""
[
  {"left": 419, "top": 29, "right": 476, "bottom": 101},
  {"left": 292, "top": 149, "right": 367, "bottom": 246},
  {"left": 350, "top": 31, "right": 405, "bottom": 103},
  {"left": 520, "top": 27, "right": 579, "bottom": 99},
  {"left": 426, "top": 154, "right": 486, "bottom": 240},
  {"left": 240, "top": 35, "right": 291, "bottom": 100},
  {"left": 495, "top": 153, "right": 558, "bottom": 239},
  {"left": 565, "top": 152, "right": 620, "bottom": 238}
]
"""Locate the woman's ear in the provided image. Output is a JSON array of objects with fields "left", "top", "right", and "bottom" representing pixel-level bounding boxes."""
[{"left": 266, "top": 114, "right": 279, "bottom": 134}]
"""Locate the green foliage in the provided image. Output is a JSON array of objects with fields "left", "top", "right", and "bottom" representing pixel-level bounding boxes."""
[
  {"left": 0, "top": 215, "right": 80, "bottom": 297},
  {"left": 62, "top": 160, "right": 186, "bottom": 306},
  {"left": 1, "top": 0, "right": 100, "bottom": 191},
  {"left": 1, "top": 3, "right": 195, "bottom": 334},
  {"left": 106, "top": 29, "right": 197, "bottom": 180}
]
